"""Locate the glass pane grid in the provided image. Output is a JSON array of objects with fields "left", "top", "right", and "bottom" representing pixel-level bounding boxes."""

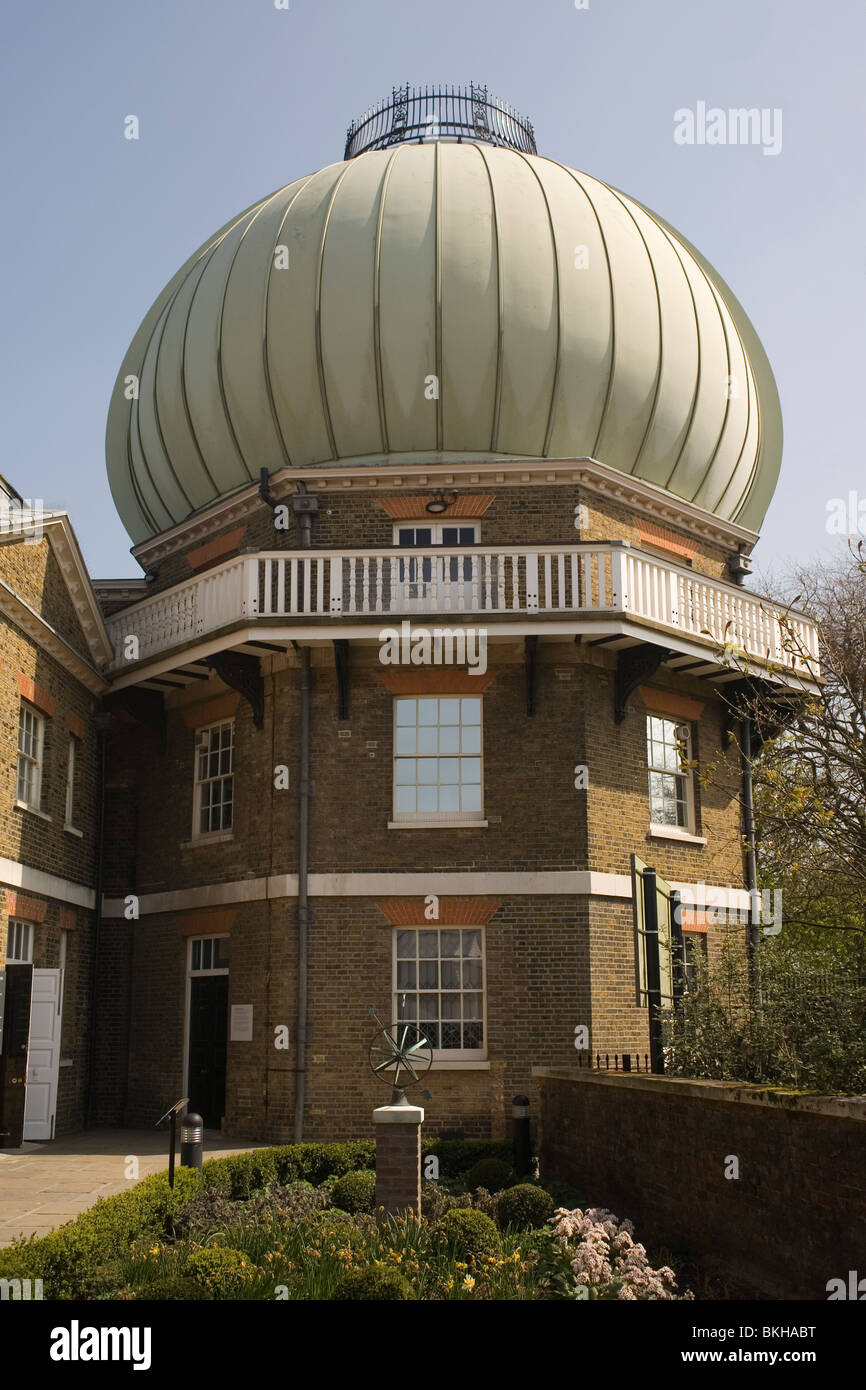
[
  {"left": 196, "top": 721, "right": 234, "bottom": 833},
  {"left": 647, "top": 716, "right": 689, "bottom": 828},
  {"left": 394, "top": 698, "right": 482, "bottom": 817},
  {"left": 394, "top": 927, "right": 484, "bottom": 1052}
]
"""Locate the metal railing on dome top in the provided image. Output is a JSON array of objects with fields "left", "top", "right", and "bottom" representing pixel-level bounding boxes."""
[{"left": 344, "top": 84, "right": 537, "bottom": 159}]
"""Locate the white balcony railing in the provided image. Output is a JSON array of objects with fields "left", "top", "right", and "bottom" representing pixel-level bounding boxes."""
[{"left": 104, "top": 545, "right": 821, "bottom": 678}]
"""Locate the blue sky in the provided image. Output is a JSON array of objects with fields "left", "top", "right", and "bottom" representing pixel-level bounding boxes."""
[{"left": 2, "top": 0, "right": 863, "bottom": 580}]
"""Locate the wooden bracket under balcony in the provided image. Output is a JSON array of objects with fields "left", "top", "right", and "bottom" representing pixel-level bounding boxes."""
[
  {"left": 719, "top": 678, "right": 802, "bottom": 753},
  {"left": 204, "top": 651, "right": 264, "bottom": 730},
  {"left": 614, "top": 643, "right": 671, "bottom": 725}
]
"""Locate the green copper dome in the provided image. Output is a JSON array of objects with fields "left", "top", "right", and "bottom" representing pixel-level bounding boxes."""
[{"left": 106, "top": 142, "right": 782, "bottom": 543}]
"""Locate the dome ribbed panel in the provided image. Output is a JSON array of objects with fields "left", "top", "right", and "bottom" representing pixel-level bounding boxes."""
[
  {"left": 265, "top": 165, "right": 344, "bottom": 467},
  {"left": 377, "top": 144, "right": 439, "bottom": 453},
  {"left": 439, "top": 143, "right": 500, "bottom": 449},
  {"left": 106, "top": 145, "right": 782, "bottom": 543},
  {"left": 539, "top": 160, "right": 613, "bottom": 460},
  {"left": 220, "top": 187, "right": 299, "bottom": 473},
  {"left": 481, "top": 146, "right": 558, "bottom": 456}
]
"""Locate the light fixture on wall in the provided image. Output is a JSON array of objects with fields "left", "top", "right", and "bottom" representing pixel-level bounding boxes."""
[{"left": 425, "top": 489, "right": 458, "bottom": 515}]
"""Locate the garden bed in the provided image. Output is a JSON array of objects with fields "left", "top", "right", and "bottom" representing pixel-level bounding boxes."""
[{"left": 0, "top": 1140, "right": 691, "bottom": 1301}]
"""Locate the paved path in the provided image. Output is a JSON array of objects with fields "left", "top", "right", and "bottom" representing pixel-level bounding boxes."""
[{"left": 0, "top": 1129, "right": 269, "bottom": 1246}]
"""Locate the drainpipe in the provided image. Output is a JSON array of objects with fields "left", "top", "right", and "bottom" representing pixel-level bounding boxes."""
[
  {"left": 290, "top": 482, "right": 319, "bottom": 1143},
  {"left": 85, "top": 710, "right": 111, "bottom": 1127},
  {"left": 741, "top": 715, "right": 763, "bottom": 1009}
]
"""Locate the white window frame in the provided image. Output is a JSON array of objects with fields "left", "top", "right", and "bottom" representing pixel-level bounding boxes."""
[
  {"left": 647, "top": 715, "right": 695, "bottom": 834},
  {"left": 192, "top": 719, "right": 235, "bottom": 839},
  {"left": 392, "top": 521, "right": 480, "bottom": 546},
  {"left": 393, "top": 925, "right": 487, "bottom": 1061},
  {"left": 680, "top": 930, "right": 707, "bottom": 991},
  {"left": 16, "top": 703, "right": 44, "bottom": 810},
  {"left": 6, "top": 918, "right": 34, "bottom": 964},
  {"left": 391, "top": 695, "right": 484, "bottom": 825},
  {"left": 188, "top": 935, "right": 231, "bottom": 976},
  {"left": 64, "top": 736, "right": 81, "bottom": 832}
]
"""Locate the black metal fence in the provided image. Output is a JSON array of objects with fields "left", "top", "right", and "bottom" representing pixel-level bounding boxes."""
[
  {"left": 345, "top": 84, "right": 537, "bottom": 160},
  {"left": 575, "top": 1052, "right": 652, "bottom": 1074}
]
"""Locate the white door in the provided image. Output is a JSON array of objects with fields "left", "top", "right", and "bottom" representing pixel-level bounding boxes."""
[
  {"left": 394, "top": 524, "right": 481, "bottom": 614},
  {"left": 23, "top": 969, "right": 63, "bottom": 1141}
]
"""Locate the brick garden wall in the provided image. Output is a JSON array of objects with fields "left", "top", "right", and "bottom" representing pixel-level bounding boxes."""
[{"left": 534, "top": 1067, "right": 866, "bottom": 1299}]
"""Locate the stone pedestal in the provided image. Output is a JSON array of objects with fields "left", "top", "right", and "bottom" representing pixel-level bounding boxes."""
[{"left": 373, "top": 1102, "right": 424, "bottom": 1219}]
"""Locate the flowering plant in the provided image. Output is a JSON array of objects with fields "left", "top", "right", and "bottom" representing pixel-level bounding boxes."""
[{"left": 539, "top": 1207, "right": 692, "bottom": 1300}]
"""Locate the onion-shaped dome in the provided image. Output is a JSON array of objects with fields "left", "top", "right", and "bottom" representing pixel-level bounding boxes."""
[{"left": 107, "top": 108, "right": 781, "bottom": 544}]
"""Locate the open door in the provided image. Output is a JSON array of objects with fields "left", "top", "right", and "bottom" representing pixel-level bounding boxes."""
[{"left": 23, "top": 969, "right": 63, "bottom": 1141}]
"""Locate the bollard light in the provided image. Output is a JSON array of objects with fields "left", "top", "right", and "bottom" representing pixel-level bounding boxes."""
[
  {"left": 512, "top": 1094, "right": 531, "bottom": 1178},
  {"left": 180, "top": 1112, "right": 204, "bottom": 1172}
]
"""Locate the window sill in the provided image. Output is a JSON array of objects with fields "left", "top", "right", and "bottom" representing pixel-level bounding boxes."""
[
  {"left": 388, "top": 819, "right": 488, "bottom": 830},
  {"left": 430, "top": 1059, "right": 490, "bottom": 1070},
  {"left": 15, "top": 800, "right": 51, "bottom": 822},
  {"left": 181, "top": 831, "right": 235, "bottom": 848},
  {"left": 647, "top": 824, "right": 707, "bottom": 846},
  {"left": 64, "top": 824, "right": 84, "bottom": 839}
]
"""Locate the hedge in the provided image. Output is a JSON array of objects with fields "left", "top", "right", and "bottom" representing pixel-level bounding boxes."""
[
  {"left": 0, "top": 1168, "right": 202, "bottom": 1300},
  {"left": 0, "top": 1136, "right": 515, "bottom": 1298}
]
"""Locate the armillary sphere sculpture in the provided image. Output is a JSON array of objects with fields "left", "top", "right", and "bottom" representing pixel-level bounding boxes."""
[{"left": 368, "top": 1007, "right": 433, "bottom": 1105}]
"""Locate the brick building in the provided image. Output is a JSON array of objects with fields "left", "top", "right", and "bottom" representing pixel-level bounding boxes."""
[
  {"left": 0, "top": 478, "right": 112, "bottom": 1142},
  {"left": 0, "top": 89, "right": 821, "bottom": 1144}
]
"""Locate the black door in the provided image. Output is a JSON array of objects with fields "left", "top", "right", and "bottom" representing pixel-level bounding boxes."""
[
  {"left": 187, "top": 976, "right": 228, "bottom": 1128},
  {"left": 0, "top": 964, "right": 33, "bottom": 1148}
]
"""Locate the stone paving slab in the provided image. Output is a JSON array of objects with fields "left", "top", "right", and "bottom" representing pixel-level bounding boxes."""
[{"left": 0, "top": 1128, "right": 269, "bottom": 1246}]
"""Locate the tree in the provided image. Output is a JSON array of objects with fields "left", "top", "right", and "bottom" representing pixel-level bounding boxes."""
[{"left": 745, "top": 545, "right": 866, "bottom": 971}]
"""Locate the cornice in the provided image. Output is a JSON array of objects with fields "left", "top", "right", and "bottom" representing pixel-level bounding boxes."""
[
  {"left": 0, "top": 577, "right": 109, "bottom": 695},
  {"left": 0, "top": 512, "right": 114, "bottom": 670},
  {"left": 130, "top": 456, "right": 758, "bottom": 566}
]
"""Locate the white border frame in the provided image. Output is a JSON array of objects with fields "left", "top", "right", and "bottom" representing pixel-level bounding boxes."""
[
  {"left": 391, "top": 694, "right": 485, "bottom": 825},
  {"left": 646, "top": 714, "right": 696, "bottom": 836},
  {"left": 191, "top": 718, "right": 235, "bottom": 842},
  {"left": 392, "top": 923, "right": 488, "bottom": 1062}
]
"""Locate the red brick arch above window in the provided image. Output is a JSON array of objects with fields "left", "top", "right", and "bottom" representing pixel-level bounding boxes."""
[
  {"left": 376, "top": 899, "right": 500, "bottom": 926},
  {"left": 175, "top": 908, "right": 237, "bottom": 938},
  {"left": 16, "top": 674, "right": 57, "bottom": 717},
  {"left": 638, "top": 686, "right": 704, "bottom": 722},
  {"left": 180, "top": 692, "right": 240, "bottom": 729},
  {"left": 379, "top": 670, "right": 496, "bottom": 695},
  {"left": 4, "top": 891, "right": 47, "bottom": 923},
  {"left": 380, "top": 496, "right": 494, "bottom": 520},
  {"left": 635, "top": 519, "right": 698, "bottom": 561}
]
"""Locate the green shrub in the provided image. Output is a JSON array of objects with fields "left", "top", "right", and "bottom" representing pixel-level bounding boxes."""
[
  {"left": 330, "top": 1170, "right": 377, "bottom": 1214},
  {"left": 495, "top": 1184, "right": 555, "bottom": 1232},
  {"left": 432, "top": 1208, "right": 501, "bottom": 1263},
  {"left": 0, "top": 1167, "right": 202, "bottom": 1300},
  {"left": 134, "top": 1275, "right": 210, "bottom": 1301},
  {"left": 331, "top": 1265, "right": 415, "bottom": 1300},
  {"left": 421, "top": 1139, "right": 512, "bottom": 1178},
  {"left": 466, "top": 1158, "right": 515, "bottom": 1193},
  {"left": 185, "top": 1246, "right": 256, "bottom": 1297},
  {"left": 202, "top": 1141, "right": 376, "bottom": 1197}
]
